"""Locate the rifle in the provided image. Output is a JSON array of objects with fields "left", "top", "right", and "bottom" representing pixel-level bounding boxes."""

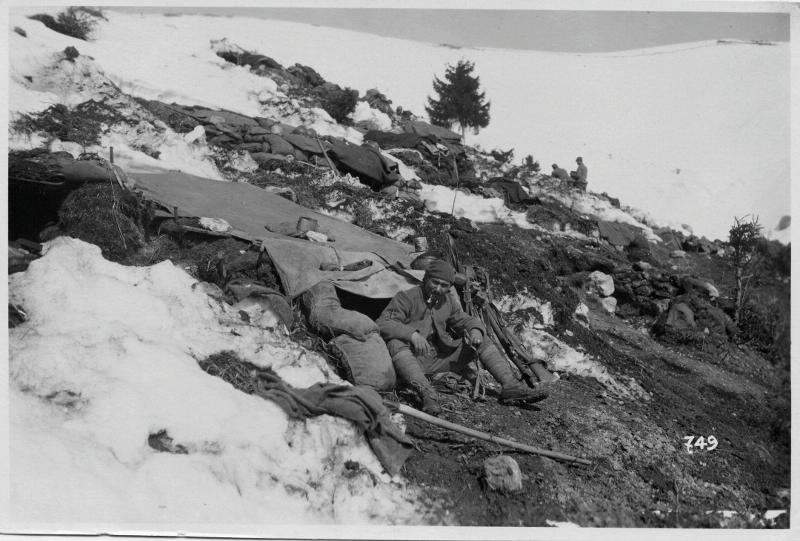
[
  {"left": 445, "top": 234, "right": 485, "bottom": 399},
  {"left": 460, "top": 265, "right": 485, "bottom": 400},
  {"left": 471, "top": 266, "right": 555, "bottom": 387}
]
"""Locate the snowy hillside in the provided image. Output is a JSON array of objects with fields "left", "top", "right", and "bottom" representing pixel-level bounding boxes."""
[
  {"left": 5, "top": 6, "right": 792, "bottom": 533},
  {"left": 10, "top": 8, "right": 789, "bottom": 240}
]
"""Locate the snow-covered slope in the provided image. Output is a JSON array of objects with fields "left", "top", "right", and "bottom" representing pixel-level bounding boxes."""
[
  {"left": 5, "top": 8, "right": 790, "bottom": 530},
  {"left": 8, "top": 9, "right": 789, "bottom": 240}
]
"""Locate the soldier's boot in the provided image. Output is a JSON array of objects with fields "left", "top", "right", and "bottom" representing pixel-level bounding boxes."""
[
  {"left": 394, "top": 353, "right": 442, "bottom": 416},
  {"left": 479, "top": 344, "right": 549, "bottom": 405},
  {"left": 410, "top": 381, "right": 442, "bottom": 416}
]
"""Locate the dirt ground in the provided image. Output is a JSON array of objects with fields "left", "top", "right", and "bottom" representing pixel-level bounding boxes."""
[{"left": 397, "top": 228, "right": 790, "bottom": 528}]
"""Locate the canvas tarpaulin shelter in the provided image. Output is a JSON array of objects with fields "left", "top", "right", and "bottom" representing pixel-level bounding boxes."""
[{"left": 130, "top": 171, "right": 417, "bottom": 297}]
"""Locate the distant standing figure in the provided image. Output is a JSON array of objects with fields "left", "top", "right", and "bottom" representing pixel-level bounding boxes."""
[
  {"left": 551, "top": 163, "right": 569, "bottom": 181},
  {"left": 570, "top": 156, "right": 588, "bottom": 190}
]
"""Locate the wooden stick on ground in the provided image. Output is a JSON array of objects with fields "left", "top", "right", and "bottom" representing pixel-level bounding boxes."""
[{"left": 397, "top": 403, "right": 592, "bottom": 466}]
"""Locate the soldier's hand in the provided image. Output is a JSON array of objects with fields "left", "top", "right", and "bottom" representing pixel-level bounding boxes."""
[
  {"left": 410, "top": 331, "right": 434, "bottom": 357},
  {"left": 468, "top": 328, "right": 483, "bottom": 348}
]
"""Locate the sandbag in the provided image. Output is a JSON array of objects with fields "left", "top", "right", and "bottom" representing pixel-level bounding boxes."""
[
  {"left": 266, "top": 134, "right": 294, "bottom": 156},
  {"left": 329, "top": 332, "right": 396, "bottom": 391},
  {"left": 250, "top": 152, "right": 287, "bottom": 165},
  {"left": 284, "top": 132, "right": 324, "bottom": 154},
  {"left": 302, "top": 281, "right": 378, "bottom": 340}
]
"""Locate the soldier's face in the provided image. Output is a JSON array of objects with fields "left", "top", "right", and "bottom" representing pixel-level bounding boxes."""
[{"left": 423, "top": 277, "right": 451, "bottom": 303}]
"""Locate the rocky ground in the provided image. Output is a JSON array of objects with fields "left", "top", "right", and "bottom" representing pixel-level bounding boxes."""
[{"left": 397, "top": 221, "right": 790, "bottom": 528}]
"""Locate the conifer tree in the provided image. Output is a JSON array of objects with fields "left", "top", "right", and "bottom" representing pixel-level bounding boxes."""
[{"left": 425, "top": 60, "right": 490, "bottom": 140}]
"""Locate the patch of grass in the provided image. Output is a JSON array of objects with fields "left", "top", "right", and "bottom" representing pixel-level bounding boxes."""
[
  {"left": 12, "top": 100, "right": 133, "bottom": 148},
  {"left": 314, "top": 84, "right": 359, "bottom": 125},
  {"left": 28, "top": 7, "right": 105, "bottom": 41},
  {"left": 13, "top": 104, "right": 100, "bottom": 148},
  {"left": 54, "top": 183, "right": 147, "bottom": 263}
]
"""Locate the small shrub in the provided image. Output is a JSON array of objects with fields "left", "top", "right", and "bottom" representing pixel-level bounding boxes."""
[
  {"left": 14, "top": 26, "right": 26, "bottom": 37},
  {"left": 287, "top": 63, "right": 326, "bottom": 88},
  {"left": 29, "top": 7, "right": 104, "bottom": 41},
  {"left": 315, "top": 84, "right": 359, "bottom": 125},
  {"left": 363, "top": 88, "right": 393, "bottom": 115},
  {"left": 728, "top": 215, "right": 763, "bottom": 324},
  {"left": 63, "top": 46, "right": 79, "bottom": 62}
]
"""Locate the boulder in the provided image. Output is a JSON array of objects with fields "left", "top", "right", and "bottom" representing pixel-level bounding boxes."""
[
  {"left": 598, "top": 220, "right": 640, "bottom": 247},
  {"left": 600, "top": 297, "right": 618, "bottom": 314},
  {"left": 656, "top": 228, "right": 684, "bottom": 250},
  {"left": 670, "top": 250, "right": 687, "bottom": 259},
  {"left": 564, "top": 245, "right": 618, "bottom": 274},
  {"left": 588, "top": 270, "right": 615, "bottom": 297},
  {"left": 680, "top": 276, "right": 720, "bottom": 300},
  {"left": 482, "top": 456, "right": 523, "bottom": 493}
]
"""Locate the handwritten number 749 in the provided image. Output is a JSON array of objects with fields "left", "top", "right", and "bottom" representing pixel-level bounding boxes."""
[{"left": 683, "top": 435, "right": 718, "bottom": 452}]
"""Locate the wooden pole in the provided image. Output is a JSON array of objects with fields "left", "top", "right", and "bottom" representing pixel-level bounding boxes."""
[
  {"left": 316, "top": 137, "right": 339, "bottom": 177},
  {"left": 397, "top": 403, "right": 592, "bottom": 466},
  {"left": 450, "top": 156, "right": 460, "bottom": 216}
]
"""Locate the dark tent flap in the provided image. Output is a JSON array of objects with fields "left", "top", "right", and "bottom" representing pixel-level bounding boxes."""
[{"left": 130, "top": 171, "right": 414, "bottom": 265}]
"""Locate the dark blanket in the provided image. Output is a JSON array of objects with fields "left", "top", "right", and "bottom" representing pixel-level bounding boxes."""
[
  {"left": 488, "top": 179, "right": 533, "bottom": 204},
  {"left": 327, "top": 140, "right": 401, "bottom": 190},
  {"left": 200, "top": 358, "right": 413, "bottom": 476}
]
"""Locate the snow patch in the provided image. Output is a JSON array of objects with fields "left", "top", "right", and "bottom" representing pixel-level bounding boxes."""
[
  {"left": 420, "top": 183, "right": 533, "bottom": 229},
  {"left": 350, "top": 101, "right": 392, "bottom": 131},
  {"left": 8, "top": 238, "right": 424, "bottom": 524},
  {"left": 495, "top": 292, "right": 554, "bottom": 327},
  {"left": 517, "top": 323, "right": 651, "bottom": 401}
]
